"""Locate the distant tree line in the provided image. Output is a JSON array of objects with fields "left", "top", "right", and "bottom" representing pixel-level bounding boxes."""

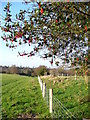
[
  {"left": 0, "top": 65, "right": 49, "bottom": 76},
  {"left": 0, "top": 65, "right": 89, "bottom": 76},
  {"left": 0, "top": 65, "right": 34, "bottom": 76}
]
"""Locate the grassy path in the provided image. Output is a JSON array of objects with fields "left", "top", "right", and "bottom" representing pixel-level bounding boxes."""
[{"left": 1, "top": 74, "right": 50, "bottom": 119}]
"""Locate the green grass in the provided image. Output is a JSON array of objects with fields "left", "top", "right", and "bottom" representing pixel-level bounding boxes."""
[
  {"left": 1, "top": 74, "right": 50, "bottom": 119},
  {"left": 1, "top": 74, "right": 89, "bottom": 119},
  {"left": 41, "top": 75, "right": 89, "bottom": 119}
]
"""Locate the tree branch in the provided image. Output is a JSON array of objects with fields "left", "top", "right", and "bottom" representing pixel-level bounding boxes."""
[{"left": 73, "top": 5, "right": 90, "bottom": 16}]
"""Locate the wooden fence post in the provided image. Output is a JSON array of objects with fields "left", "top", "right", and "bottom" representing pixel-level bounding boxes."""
[
  {"left": 38, "top": 76, "right": 40, "bottom": 85},
  {"left": 41, "top": 80, "right": 43, "bottom": 92},
  {"left": 40, "top": 80, "right": 41, "bottom": 90},
  {"left": 49, "top": 89, "right": 53, "bottom": 113},
  {"left": 43, "top": 83, "right": 46, "bottom": 98}
]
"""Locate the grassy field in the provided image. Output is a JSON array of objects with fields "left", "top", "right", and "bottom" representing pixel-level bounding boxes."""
[
  {"left": 1, "top": 74, "right": 89, "bottom": 119},
  {"left": 1, "top": 74, "right": 50, "bottom": 119},
  {"left": 41, "top": 75, "right": 90, "bottom": 119}
]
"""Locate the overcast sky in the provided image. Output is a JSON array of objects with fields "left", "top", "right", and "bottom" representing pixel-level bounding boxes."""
[{"left": 0, "top": 1, "right": 60, "bottom": 68}]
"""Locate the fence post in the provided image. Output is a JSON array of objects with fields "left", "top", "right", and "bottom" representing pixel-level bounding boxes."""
[
  {"left": 49, "top": 89, "right": 53, "bottom": 113},
  {"left": 43, "top": 83, "right": 46, "bottom": 98},
  {"left": 40, "top": 80, "right": 42, "bottom": 90},
  {"left": 41, "top": 80, "right": 43, "bottom": 92}
]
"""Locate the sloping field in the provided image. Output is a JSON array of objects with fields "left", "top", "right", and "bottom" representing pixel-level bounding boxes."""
[
  {"left": 41, "top": 75, "right": 90, "bottom": 119},
  {"left": 1, "top": 74, "right": 50, "bottom": 119}
]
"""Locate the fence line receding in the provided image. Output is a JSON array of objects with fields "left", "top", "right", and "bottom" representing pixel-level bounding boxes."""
[{"left": 38, "top": 76, "right": 77, "bottom": 119}]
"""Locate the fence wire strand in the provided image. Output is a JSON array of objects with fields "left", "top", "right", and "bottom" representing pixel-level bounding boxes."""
[
  {"left": 38, "top": 76, "right": 77, "bottom": 120},
  {"left": 52, "top": 95, "right": 77, "bottom": 119}
]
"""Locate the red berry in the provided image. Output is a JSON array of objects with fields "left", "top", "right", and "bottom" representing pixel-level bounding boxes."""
[
  {"left": 76, "top": 58, "right": 79, "bottom": 61},
  {"left": 35, "top": 38, "right": 37, "bottom": 41},
  {"left": 19, "top": 33, "right": 22, "bottom": 37},
  {"left": 51, "top": 61, "right": 53, "bottom": 65},
  {"left": 56, "top": 20, "right": 58, "bottom": 23},
  {"left": 85, "top": 58, "right": 88, "bottom": 61},
  {"left": 48, "top": 47, "right": 51, "bottom": 50},
  {"left": 44, "top": 39, "right": 46, "bottom": 43},
  {"left": 30, "top": 54, "right": 32, "bottom": 56},
  {"left": 34, "top": 48, "right": 37, "bottom": 51},
  {"left": 50, "top": 59, "right": 53, "bottom": 65},
  {"left": 15, "top": 35, "right": 19, "bottom": 38},
  {"left": 85, "top": 26, "right": 87, "bottom": 32},
  {"left": 4, "top": 28, "right": 7, "bottom": 32},
  {"left": 28, "top": 40, "right": 31, "bottom": 43},
  {"left": 41, "top": 8, "right": 43, "bottom": 14}
]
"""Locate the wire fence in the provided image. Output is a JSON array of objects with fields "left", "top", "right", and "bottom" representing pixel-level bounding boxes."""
[
  {"left": 52, "top": 95, "right": 76, "bottom": 119},
  {"left": 38, "top": 76, "right": 77, "bottom": 119}
]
